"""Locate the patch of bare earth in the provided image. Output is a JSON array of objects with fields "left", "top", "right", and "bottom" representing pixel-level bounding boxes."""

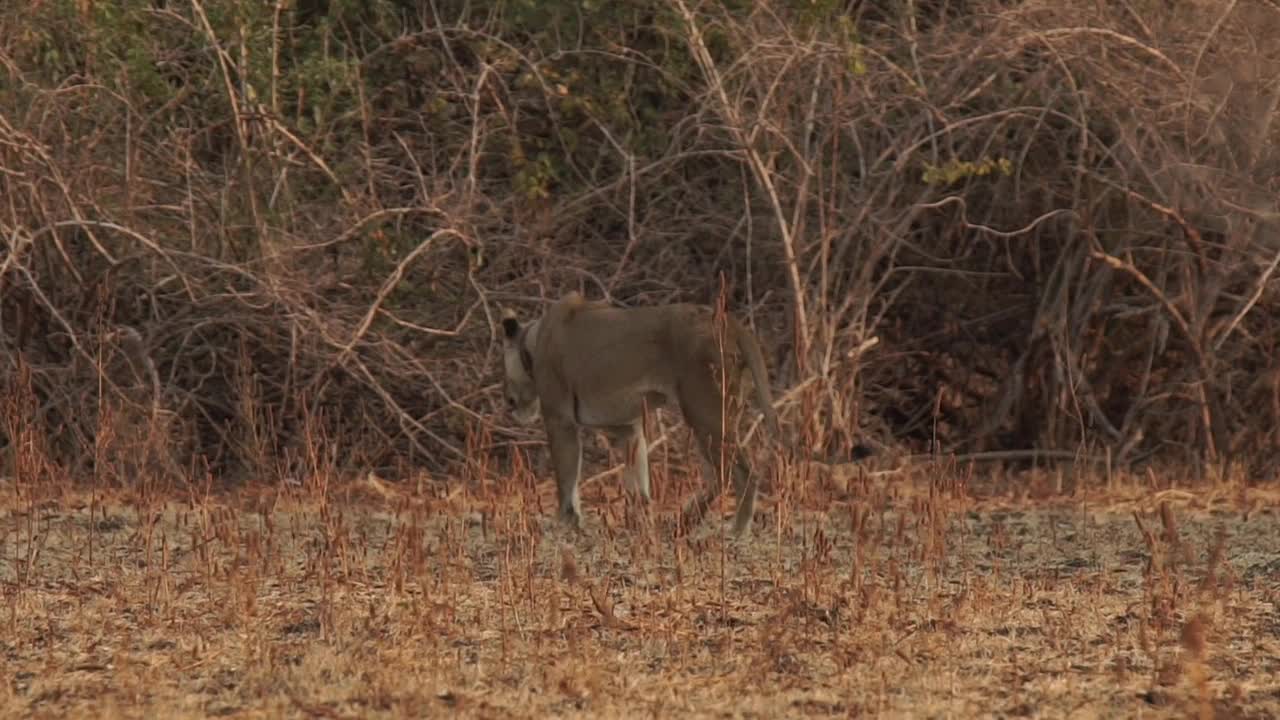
[{"left": 3, "top": 470, "right": 1279, "bottom": 719}]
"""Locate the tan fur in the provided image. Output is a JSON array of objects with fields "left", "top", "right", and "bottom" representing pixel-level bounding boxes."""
[{"left": 501, "top": 291, "right": 786, "bottom": 537}]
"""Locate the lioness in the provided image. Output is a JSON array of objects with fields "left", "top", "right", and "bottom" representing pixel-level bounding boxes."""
[{"left": 500, "top": 291, "right": 809, "bottom": 537}]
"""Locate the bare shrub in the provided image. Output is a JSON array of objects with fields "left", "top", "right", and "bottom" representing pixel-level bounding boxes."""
[{"left": 1, "top": 0, "right": 1277, "bottom": 487}]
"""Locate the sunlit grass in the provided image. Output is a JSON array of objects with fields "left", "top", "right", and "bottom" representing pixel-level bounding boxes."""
[{"left": 4, "top": 454, "right": 1278, "bottom": 718}]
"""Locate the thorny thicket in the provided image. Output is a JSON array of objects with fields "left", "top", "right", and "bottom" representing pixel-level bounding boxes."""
[{"left": 1, "top": 1, "right": 1279, "bottom": 488}]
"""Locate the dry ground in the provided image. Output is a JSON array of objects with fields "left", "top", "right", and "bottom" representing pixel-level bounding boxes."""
[{"left": 3, "top": 463, "right": 1280, "bottom": 719}]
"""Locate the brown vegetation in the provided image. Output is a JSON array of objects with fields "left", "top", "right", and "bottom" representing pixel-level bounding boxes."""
[
  {"left": 2, "top": 0, "right": 1280, "bottom": 716},
  {"left": 4, "top": 459, "right": 1279, "bottom": 717},
  {"left": 3, "top": 1, "right": 1279, "bottom": 481}
]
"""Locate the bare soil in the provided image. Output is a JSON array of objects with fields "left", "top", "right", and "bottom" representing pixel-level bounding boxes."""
[{"left": 4, "top": 469, "right": 1279, "bottom": 719}]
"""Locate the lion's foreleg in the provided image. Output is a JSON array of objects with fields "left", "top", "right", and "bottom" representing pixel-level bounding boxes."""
[
  {"left": 621, "top": 421, "right": 651, "bottom": 501},
  {"left": 545, "top": 418, "right": 583, "bottom": 528}
]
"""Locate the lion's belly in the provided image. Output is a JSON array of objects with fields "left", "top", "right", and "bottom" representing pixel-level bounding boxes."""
[{"left": 573, "top": 386, "right": 671, "bottom": 428}]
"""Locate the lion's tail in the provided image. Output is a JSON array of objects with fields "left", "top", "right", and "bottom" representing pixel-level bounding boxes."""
[{"left": 731, "top": 319, "right": 781, "bottom": 442}]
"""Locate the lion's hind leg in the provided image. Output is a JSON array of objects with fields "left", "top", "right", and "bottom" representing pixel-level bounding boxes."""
[
  {"left": 612, "top": 421, "right": 651, "bottom": 502},
  {"left": 678, "top": 384, "right": 756, "bottom": 538}
]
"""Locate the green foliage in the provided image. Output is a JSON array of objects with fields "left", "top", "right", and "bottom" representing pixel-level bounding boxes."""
[
  {"left": 0, "top": 0, "right": 874, "bottom": 247},
  {"left": 6, "top": 1, "right": 87, "bottom": 80},
  {"left": 922, "top": 156, "right": 1014, "bottom": 186},
  {"left": 513, "top": 151, "right": 559, "bottom": 202},
  {"left": 291, "top": 53, "right": 361, "bottom": 137},
  {"left": 838, "top": 15, "right": 868, "bottom": 77},
  {"left": 486, "top": 0, "right": 712, "bottom": 188}
]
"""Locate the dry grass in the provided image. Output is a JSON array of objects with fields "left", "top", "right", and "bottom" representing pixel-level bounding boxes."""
[{"left": 3, "top": 463, "right": 1280, "bottom": 719}]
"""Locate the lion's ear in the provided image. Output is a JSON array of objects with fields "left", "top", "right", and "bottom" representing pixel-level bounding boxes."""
[{"left": 501, "top": 309, "right": 521, "bottom": 340}]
